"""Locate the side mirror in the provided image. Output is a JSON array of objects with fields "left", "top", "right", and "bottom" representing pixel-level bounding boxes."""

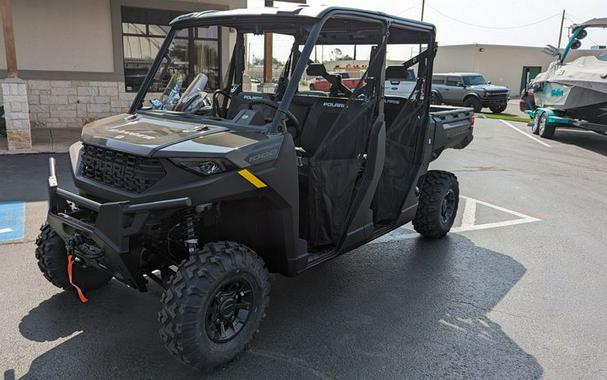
[
  {"left": 487, "top": 81, "right": 492, "bottom": 84},
  {"left": 457, "top": 82, "right": 465, "bottom": 87}
]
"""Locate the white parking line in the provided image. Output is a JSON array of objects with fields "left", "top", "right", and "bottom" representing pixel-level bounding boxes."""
[
  {"left": 370, "top": 195, "right": 541, "bottom": 244},
  {"left": 500, "top": 119, "right": 552, "bottom": 148},
  {"left": 460, "top": 198, "right": 477, "bottom": 228},
  {"left": 0, "top": 228, "right": 13, "bottom": 234},
  {"left": 451, "top": 195, "right": 540, "bottom": 233}
]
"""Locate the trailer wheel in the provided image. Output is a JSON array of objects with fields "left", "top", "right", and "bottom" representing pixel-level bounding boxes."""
[
  {"left": 35, "top": 224, "right": 111, "bottom": 291},
  {"left": 413, "top": 171, "right": 459, "bottom": 239},
  {"left": 531, "top": 111, "right": 541, "bottom": 134},
  {"left": 538, "top": 113, "right": 555, "bottom": 138},
  {"left": 159, "top": 241, "right": 270, "bottom": 371}
]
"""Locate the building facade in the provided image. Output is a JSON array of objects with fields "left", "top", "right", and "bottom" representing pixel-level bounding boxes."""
[
  {"left": 433, "top": 43, "right": 604, "bottom": 97},
  {"left": 0, "top": 0, "right": 247, "bottom": 150}
]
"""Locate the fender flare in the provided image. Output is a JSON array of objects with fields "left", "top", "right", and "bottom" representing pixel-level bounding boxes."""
[{"left": 463, "top": 93, "right": 481, "bottom": 102}]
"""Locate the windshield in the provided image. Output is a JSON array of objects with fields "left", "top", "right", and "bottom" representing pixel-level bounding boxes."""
[
  {"left": 135, "top": 25, "right": 222, "bottom": 113},
  {"left": 463, "top": 75, "right": 487, "bottom": 86}
]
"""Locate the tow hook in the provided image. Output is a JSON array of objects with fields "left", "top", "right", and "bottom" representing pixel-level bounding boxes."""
[{"left": 65, "top": 235, "right": 88, "bottom": 303}]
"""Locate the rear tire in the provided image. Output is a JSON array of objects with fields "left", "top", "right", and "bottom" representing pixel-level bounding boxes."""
[
  {"left": 464, "top": 97, "right": 482, "bottom": 113},
  {"left": 158, "top": 241, "right": 270, "bottom": 371},
  {"left": 430, "top": 92, "right": 442, "bottom": 105},
  {"left": 35, "top": 224, "right": 112, "bottom": 290},
  {"left": 538, "top": 113, "right": 555, "bottom": 138},
  {"left": 413, "top": 171, "right": 460, "bottom": 239}
]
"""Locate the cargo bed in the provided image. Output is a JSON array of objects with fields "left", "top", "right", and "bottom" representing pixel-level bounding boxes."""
[{"left": 430, "top": 105, "right": 475, "bottom": 158}]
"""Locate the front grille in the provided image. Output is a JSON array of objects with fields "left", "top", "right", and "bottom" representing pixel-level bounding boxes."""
[
  {"left": 486, "top": 92, "right": 509, "bottom": 100},
  {"left": 80, "top": 144, "right": 165, "bottom": 193}
]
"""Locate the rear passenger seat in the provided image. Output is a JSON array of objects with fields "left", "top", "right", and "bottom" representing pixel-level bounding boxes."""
[{"left": 384, "top": 96, "right": 410, "bottom": 129}]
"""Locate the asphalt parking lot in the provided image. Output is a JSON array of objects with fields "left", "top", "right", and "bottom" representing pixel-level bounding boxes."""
[{"left": 1, "top": 118, "right": 607, "bottom": 379}]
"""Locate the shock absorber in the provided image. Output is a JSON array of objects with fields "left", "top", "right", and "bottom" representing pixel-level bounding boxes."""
[{"left": 184, "top": 209, "right": 198, "bottom": 256}]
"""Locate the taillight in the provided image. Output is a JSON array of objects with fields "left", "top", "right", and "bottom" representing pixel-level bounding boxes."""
[{"left": 470, "top": 116, "right": 475, "bottom": 127}]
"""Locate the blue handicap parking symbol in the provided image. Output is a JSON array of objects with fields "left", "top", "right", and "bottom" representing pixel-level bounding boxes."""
[{"left": 0, "top": 201, "right": 25, "bottom": 242}]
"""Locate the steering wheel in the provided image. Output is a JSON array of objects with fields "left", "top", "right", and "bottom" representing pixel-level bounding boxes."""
[
  {"left": 247, "top": 99, "right": 302, "bottom": 139},
  {"left": 212, "top": 89, "right": 232, "bottom": 118}
]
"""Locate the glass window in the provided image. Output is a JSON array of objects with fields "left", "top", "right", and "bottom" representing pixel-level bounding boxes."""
[
  {"left": 462, "top": 75, "right": 487, "bottom": 86},
  {"left": 121, "top": 6, "right": 221, "bottom": 92},
  {"left": 432, "top": 76, "right": 445, "bottom": 84},
  {"left": 242, "top": 33, "right": 295, "bottom": 93},
  {"left": 445, "top": 76, "right": 460, "bottom": 86}
]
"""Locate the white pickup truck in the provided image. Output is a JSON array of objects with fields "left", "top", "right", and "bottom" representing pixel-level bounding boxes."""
[{"left": 384, "top": 66, "right": 416, "bottom": 97}]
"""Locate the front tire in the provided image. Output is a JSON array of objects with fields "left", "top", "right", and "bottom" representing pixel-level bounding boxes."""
[
  {"left": 489, "top": 103, "right": 507, "bottom": 114},
  {"left": 413, "top": 171, "right": 460, "bottom": 239},
  {"left": 531, "top": 111, "right": 541, "bottom": 134},
  {"left": 463, "top": 97, "right": 482, "bottom": 113},
  {"left": 35, "top": 224, "right": 112, "bottom": 291},
  {"left": 158, "top": 241, "right": 270, "bottom": 371}
]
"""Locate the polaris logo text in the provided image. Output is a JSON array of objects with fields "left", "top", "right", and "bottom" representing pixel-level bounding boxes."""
[{"left": 322, "top": 102, "right": 346, "bottom": 108}]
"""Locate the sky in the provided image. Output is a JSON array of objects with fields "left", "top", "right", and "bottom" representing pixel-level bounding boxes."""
[{"left": 247, "top": 0, "right": 607, "bottom": 61}]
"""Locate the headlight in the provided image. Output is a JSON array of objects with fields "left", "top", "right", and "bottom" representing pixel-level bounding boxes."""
[
  {"left": 482, "top": 90, "right": 488, "bottom": 96},
  {"left": 170, "top": 158, "right": 235, "bottom": 176}
]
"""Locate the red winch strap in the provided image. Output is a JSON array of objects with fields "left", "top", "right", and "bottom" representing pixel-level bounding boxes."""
[{"left": 67, "top": 254, "right": 88, "bottom": 303}]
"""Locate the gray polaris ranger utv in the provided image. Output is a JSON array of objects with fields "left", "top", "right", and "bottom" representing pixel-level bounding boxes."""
[{"left": 36, "top": 6, "right": 473, "bottom": 370}]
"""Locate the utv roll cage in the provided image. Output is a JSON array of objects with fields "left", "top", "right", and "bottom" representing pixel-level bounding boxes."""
[{"left": 130, "top": 6, "right": 437, "bottom": 132}]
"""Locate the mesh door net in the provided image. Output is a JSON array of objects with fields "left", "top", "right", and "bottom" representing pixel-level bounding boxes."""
[
  {"left": 304, "top": 43, "right": 386, "bottom": 247},
  {"left": 372, "top": 50, "right": 432, "bottom": 224}
]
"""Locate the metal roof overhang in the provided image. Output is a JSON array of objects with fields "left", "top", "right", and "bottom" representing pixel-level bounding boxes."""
[{"left": 170, "top": 7, "right": 435, "bottom": 44}]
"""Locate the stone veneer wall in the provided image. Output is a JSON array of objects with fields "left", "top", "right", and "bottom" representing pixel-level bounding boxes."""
[{"left": 26, "top": 80, "right": 138, "bottom": 129}]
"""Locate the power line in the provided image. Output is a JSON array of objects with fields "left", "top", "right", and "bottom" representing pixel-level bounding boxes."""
[
  {"left": 396, "top": 5, "right": 419, "bottom": 17},
  {"left": 426, "top": 5, "right": 561, "bottom": 30}
]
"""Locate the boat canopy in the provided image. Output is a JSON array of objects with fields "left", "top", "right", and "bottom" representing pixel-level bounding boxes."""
[{"left": 574, "top": 18, "right": 607, "bottom": 30}]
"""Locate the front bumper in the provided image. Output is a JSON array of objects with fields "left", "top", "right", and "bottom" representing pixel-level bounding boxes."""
[
  {"left": 46, "top": 157, "right": 191, "bottom": 290},
  {"left": 480, "top": 96, "right": 508, "bottom": 107}
]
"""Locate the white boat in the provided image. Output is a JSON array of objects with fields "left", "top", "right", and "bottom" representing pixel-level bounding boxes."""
[{"left": 531, "top": 18, "right": 607, "bottom": 125}]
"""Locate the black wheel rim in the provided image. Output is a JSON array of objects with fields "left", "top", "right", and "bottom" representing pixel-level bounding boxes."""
[
  {"left": 441, "top": 189, "right": 456, "bottom": 224},
  {"left": 205, "top": 277, "right": 254, "bottom": 343}
]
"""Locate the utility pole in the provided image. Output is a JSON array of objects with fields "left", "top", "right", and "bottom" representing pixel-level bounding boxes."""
[
  {"left": 263, "top": 0, "right": 273, "bottom": 84},
  {"left": 557, "top": 9, "right": 565, "bottom": 48},
  {"left": 1, "top": 0, "right": 18, "bottom": 77},
  {"left": 418, "top": 0, "right": 426, "bottom": 55}
]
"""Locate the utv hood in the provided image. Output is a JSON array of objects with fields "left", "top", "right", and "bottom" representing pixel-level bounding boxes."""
[{"left": 80, "top": 113, "right": 254, "bottom": 157}]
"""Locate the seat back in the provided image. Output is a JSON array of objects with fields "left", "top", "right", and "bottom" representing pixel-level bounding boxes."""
[
  {"left": 301, "top": 97, "right": 367, "bottom": 158},
  {"left": 384, "top": 96, "right": 409, "bottom": 130},
  {"left": 226, "top": 92, "right": 273, "bottom": 119}
]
